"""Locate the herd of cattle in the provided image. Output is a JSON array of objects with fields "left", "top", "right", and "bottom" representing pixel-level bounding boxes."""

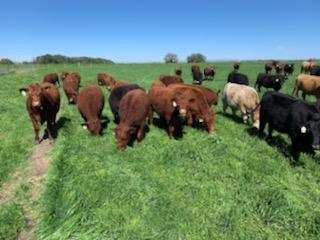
[{"left": 19, "top": 59, "right": 320, "bottom": 163}]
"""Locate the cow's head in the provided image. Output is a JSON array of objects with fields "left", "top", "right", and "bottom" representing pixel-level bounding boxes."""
[
  {"left": 19, "top": 84, "right": 43, "bottom": 109},
  {"left": 300, "top": 114, "right": 320, "bottom": 150},
  {"left": 60, "top": 72, "right": 69, "bottom": 81},
  {"left": 68, "top": 92, "right": 78, "bottom": 104},
  {"left": 114, "top": 124, "right": 135, "bottom": 150},
  {"left": 82, "top": 119, "right": 105, "bottom": 135},
  {"left": 97, "top": 74, "right": 115, "bottom": 90},
  {"left": 171, "top": 92, "right": 189, "bottom": 118}
]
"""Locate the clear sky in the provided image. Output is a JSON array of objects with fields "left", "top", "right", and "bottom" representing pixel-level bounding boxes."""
[{"left": 1, "top": 0, "right": 319, "bottom": 62}]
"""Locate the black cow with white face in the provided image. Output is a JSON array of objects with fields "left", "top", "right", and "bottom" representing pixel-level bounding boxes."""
[
  {"left": 259, "top": 91, "right": 320, "bottom": 163},
  {"left": 284, "top": 63, "right": 295, "bottom": 75},
  {"left": 255, "top": 73, "right": 285, "bottom": 92}
]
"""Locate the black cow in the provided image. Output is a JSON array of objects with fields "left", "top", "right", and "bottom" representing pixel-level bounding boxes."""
[
  {"left": 311, "top": 66, "right": 320, "bottom": 76},
  {"left": 227, "top": 71, "right": 249, "bottom": 85},
  {"left": 108, "top": 84, "right": 142, "bottom": 123},
  {"left": 259, "top": 91, "right": 320, "bottom": 163},
  {"left": 284, "top": 63, "right": 295, "bottom": 76},
  {"left": 255, "top": 73, "right": 285, "bottom": 92}
]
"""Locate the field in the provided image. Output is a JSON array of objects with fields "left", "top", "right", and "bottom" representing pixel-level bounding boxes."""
[{"left": 1, "top": 62, "right": 320, "bottom": 239}]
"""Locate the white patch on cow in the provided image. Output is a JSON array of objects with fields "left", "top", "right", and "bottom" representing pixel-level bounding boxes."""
[
  {"left": 199, "top": 118, "right": 204, "bottom": 123},
  {"left": 172, "top": 101, "right": 177, "bottom": 107},
  {"left": 275, "top": 79, "right": 279, "bottom": 82},
  {"left": 179, "top": 109, "right": 186, "bottom": 115},
  {"left": 301, "top": 126, "right": 307, "bottom": 134},
  {"left": 82, "top": 125, "right": 88, "bottom": 130},
  {"left": 21, "top": 90, "right": 27, "bottom": 96}
]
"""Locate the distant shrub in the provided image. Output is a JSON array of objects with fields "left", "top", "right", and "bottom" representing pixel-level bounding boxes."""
[
  {"left": 0, "top": 58, "right": 14, "bottom": 65},
  {"left": 164, "top": 53, "right": 179, "bottom": 64},
  {"left": 187, "top": 53, "right": 206, "bottom": 63},
  {"left": 34, "top": 54, "right": 114, "bottom": 64}
]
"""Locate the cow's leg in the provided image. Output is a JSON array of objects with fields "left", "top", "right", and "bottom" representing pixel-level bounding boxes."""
[
  {"left": 302, "top": 92, "right": 306, "bottom": 100},
  {"left": 290, "top": 140, "right": 301, "bottom": 165},
  {"left": 267, "top": 125, "right": 273, "bottom": 139},
  {"left": 222, "top": 100, "right": 228, "bottom": 114},
  {"left": 32, "top": 120, "right": 41, "bottom": 144},
  {"left": 259, "top": 119, "right": 266, "bottom": 138},
  {"left": 137, "top": 122, "right": 145, "bottom": 142},
  {"left": 240, "top": 106, "right": 248, "bottom": 123}
]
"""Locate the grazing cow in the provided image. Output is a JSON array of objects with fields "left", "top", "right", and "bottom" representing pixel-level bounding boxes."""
[
  {"left": 159, "top": 75, "right": 183, "bottom": 86},
  {"left": 190, "top": 85, "right": 220, "bottom": 106},
  {"left": 78, "top": 85, "right": 105, "bottom": 135},
  {"left": 275, "top": 63, "right": 285, "bottom": 74},
  {"left": 227, "top": 71, "right": 249, "bottom": 85},
  {"left": 43, "top": 73, "right": 60, "bottom": 87},
  {"left": 222, "top": 83, "right": 260, "bottom": 128},
  {"left": 203, "top": 66, "right": 215, "bottom": 80},
  {"left": 292, "top": 74, "right": 320, "bottom": 100},
  {"left": 259, "top": 91, "right": 320, "bottom": 162},
  {"left": 149, "top": 81, "right": 188, "bottom": 137},
  {"left": 115, "top": 89, "right": 151, "bottom": 150},
  {"left": 301, "top": 60, "right": 316, "bottom": 74},
  {"left": 284, "top": 63, "right": 295, "bottom": 76},
  {"left": 167, "top": 84, "right": 216, "bottom": 133},
  {"left": 191, "top": 64, "right": 203, "bottom": 85},
  {"left": 233, "top": 61, "right": 240, "bottom": 71},
  {"left": 175, "top": 67, "right": 182, "bottom": 77},
  {"left": 109, "top": 84, "right": 142, "bottom": 123},
  {"left": 19, "top": 83, "right": 60, "bottom": 144},
  {"left": 97, "top": 73, "right": 129, "bottom": 90},
  {"left": 255, "top": 73, "right": 285, "bottom": 92},
  {"left": 62, "top": 72, "right": 81, "bottom": 104},
  {"left": 310, "top": 66, "right": 320, "bottom": 76}
]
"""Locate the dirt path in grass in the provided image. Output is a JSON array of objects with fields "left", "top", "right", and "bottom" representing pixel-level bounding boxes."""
[
  {"left": 18, "top": 138, "right": 53, "bottom": 240},
  {"left": 0, "top": 138, "right": 53, "bottom": 240}
]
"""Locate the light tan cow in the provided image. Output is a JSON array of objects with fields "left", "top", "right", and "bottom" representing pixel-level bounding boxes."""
[
  {"left": 292, "top": 74, "right": 320, "bottom": 100},
  {"left": 222, "top": 83, "right": 260, "bottom": 129},
  {"left": 301, "top": 60, "right": 316, "bottom": 74}
]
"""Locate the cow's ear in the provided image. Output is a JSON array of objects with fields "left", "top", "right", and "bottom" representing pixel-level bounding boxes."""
[
  {"left": 19, "top": 88, "right": 28, "bottom": 96},
  {"left": 172, "top": 100, "right": 178, "bottom": 108},
  {"left": 81, "top": 123, "right": 88, "bottom": 130}
]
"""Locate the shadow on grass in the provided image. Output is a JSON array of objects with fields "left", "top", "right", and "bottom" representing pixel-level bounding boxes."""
[
  {"left": 152, "top": 117, "right": 184, "bottom": 139},
  {"left": 218, "top": 111, "right": 244, "bottom": 124}
]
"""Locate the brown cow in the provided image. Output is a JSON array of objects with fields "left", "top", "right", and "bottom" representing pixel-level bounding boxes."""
[
  {"left": 19, "top": 83, "right": 60, "bottom": 144},
  {"left": 191, "top": 85, "right": 220, "bottom": 106},
  {"left": 63, "top": 72, "right": 81, "bottom": 104},
  {"left": 265, "top": 62, "right": 274, "bottom": 74},
  {"left": 203, "top": 66, "right": 215, "bottom": 80},
  {"left": 167, "top": 84, "right": 216, "bottom": 133},
  {"left": 115, "top": 89, "right": 151, "bottom": 150},
  {"left": 78, "top": 85, "right": 105, "bottom": 135},
  {"left": 275, "top": 63, "right": 285, "bottom": 74},
  {"left": 191, "top": 64, "right": 203, "bottom": 84},
  {"left": 97, "top": 73, "right": 129, "bottom": 90},
  {"left": 43, "top": 73, "right": 60, "bottom": 87},
  {"left": 292, "top": 74, "right": 320, "bottom": 100},
  {"left": 159, "top": 75, "right": 184, "bottom": 86},
  {"left": 149, "top": 80, "right": 188, "bottom": 138}
]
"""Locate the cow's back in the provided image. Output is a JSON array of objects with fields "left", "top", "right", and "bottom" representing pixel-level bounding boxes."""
[{"left": 78, "top": 85, "right": 104, "bottom": 119}]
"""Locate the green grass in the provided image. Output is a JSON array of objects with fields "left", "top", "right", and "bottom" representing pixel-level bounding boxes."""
[{"left": 1, "top": 62, "right": 320, "bottom": 239}]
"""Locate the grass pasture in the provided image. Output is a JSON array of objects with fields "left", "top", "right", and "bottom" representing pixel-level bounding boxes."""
[{"left": 1, "top": 62, "right": 320, "bottom": 239}]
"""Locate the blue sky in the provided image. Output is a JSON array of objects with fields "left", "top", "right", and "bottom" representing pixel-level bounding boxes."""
[{"left": 1, "top": 0, "right": 319, "bottom": 62}]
